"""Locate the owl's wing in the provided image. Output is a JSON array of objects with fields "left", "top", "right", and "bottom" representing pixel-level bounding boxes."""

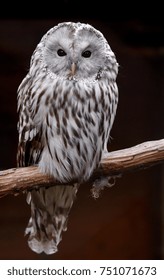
[{"left": 17, "top": 74, "right": 43, "bottom": 167}]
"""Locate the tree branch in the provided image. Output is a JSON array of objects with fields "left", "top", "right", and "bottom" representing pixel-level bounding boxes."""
[{"left": 0, "top": 139, "right": 164, "bottom": 198}]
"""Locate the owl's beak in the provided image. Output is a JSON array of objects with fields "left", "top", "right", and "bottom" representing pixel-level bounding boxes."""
[{"left": 71, "top": 62, "right": 76, "bottom": 76}]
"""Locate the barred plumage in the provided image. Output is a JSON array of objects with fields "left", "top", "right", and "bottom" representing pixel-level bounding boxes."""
[{"left": 17, "top": 22, "right": 119, "bottom": 254}]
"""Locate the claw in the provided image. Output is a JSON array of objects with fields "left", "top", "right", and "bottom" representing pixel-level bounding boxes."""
[{"left": 91, "top": 175, "right": 121, "bottom": 199}]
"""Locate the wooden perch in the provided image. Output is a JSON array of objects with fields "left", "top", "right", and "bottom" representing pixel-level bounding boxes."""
[{"left": 0, "top": 139, "right": 164, "bottom": 198}]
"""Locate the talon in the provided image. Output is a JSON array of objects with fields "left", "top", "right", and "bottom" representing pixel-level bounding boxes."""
[{"left": 91, "top": 175, "right": 121, "bottom": 199}]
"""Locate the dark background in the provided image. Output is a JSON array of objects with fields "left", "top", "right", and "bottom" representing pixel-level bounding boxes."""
[{"left": 0, "top": 2, "right": 164, "bottom": 259}]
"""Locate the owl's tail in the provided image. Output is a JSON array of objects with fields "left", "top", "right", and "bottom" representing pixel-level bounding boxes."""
[{"left": 25, "top": 184, "right": 78, "bottom": 255}]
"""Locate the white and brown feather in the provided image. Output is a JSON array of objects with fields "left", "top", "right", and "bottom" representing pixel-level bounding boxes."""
[{"left": 17, "top": 21, "right": 119, "bottom": 254}]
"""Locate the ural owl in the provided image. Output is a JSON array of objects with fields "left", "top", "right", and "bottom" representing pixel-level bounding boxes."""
[{"left": 17, "top": 22, "right": 119, "bottom": 254}]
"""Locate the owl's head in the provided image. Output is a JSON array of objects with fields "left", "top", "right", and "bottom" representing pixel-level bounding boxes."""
[{"left": 34, "top": 22, "right": 118, "bottom": 81}]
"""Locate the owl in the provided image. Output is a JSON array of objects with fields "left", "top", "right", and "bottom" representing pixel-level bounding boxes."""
[{"left": 17, "top": 22, "right": 119, "bottom": 255}]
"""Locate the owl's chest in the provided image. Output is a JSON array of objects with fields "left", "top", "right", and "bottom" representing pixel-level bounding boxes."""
[
  {"left": 43, "top": 81, "right": 112, "bottom": 139},
  {"left": 38, "top": 81, "right": 112, "bottom": 181}
]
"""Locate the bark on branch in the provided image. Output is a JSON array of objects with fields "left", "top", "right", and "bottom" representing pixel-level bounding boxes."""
[{"left": 0, "top": 139, "right": 164, "bottom": 198}]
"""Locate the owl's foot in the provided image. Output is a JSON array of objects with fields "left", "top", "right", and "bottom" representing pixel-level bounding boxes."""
[{"left": 91, "top": 175, "right": 120, "bottom": 199}]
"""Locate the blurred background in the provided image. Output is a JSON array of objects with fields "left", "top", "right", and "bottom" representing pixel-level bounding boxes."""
[{"left": 0, "top": 1, "right": 164, "bottom": 259}]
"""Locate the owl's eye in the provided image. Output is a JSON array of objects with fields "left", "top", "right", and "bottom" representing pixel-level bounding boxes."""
[
  {"left": 82, "top": 50, "right": 91, "bottom": 58},
  {"left": 57, "top": 49, "right": 67, "bottom": 56}
]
